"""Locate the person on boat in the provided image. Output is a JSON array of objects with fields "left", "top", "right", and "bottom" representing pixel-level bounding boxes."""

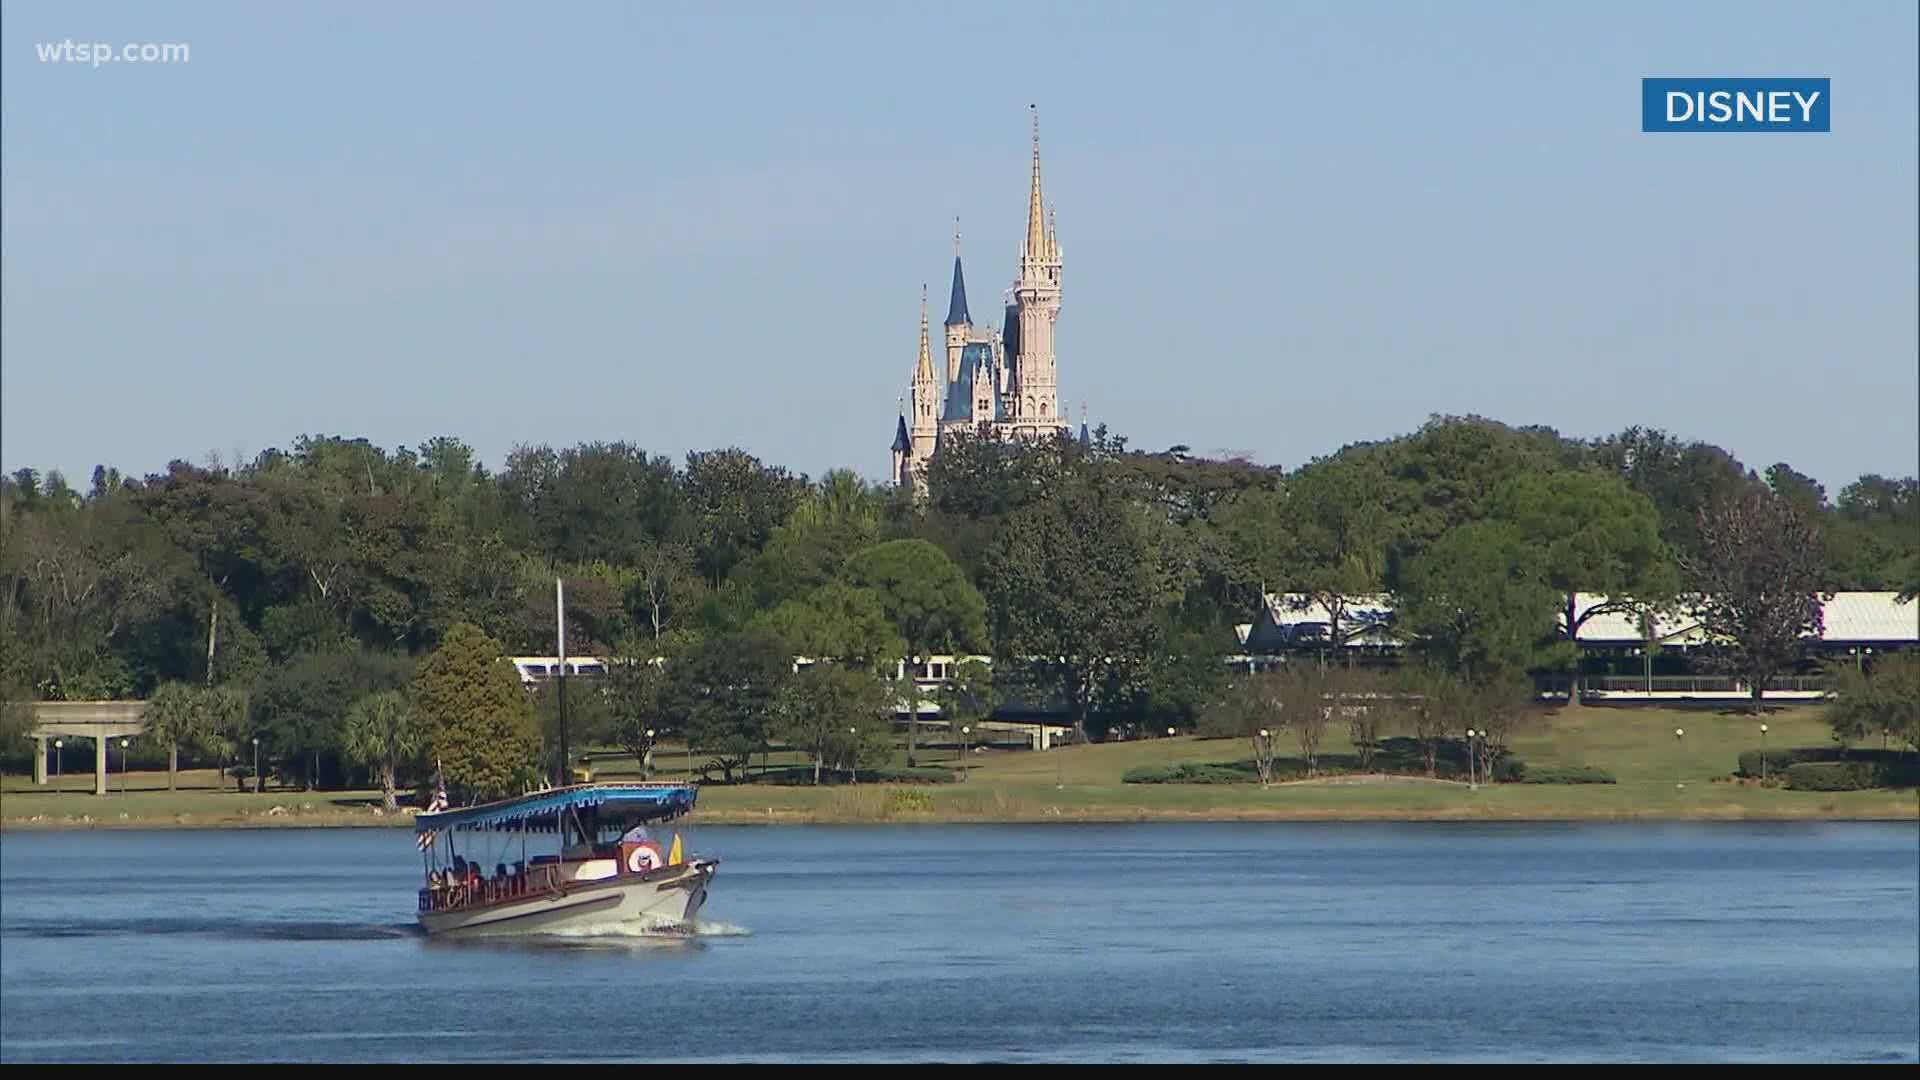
[{"left": 618, "top": 823, "right": 668, "bottom": 873}]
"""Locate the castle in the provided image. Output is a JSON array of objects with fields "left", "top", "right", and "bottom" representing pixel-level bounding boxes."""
[{"left": 890, "top": 112, "right": 1086, "bottom": 493}]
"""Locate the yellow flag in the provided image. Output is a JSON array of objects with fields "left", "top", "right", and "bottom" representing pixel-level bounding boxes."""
[{"left": 668, "top": 832, "right": 683, "bottom": 865}]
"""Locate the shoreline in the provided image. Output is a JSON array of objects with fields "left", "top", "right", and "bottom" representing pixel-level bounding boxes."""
[{"left": 5, "top": 800, "right": 1916, "bottom": 831}]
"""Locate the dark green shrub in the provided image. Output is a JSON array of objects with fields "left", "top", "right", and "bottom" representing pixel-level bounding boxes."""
[
  {"left": 1519, "top": 766, "right": 1617, "bottom": 784},
  {"left": 1736, "top": 747, "right": 1832, "bottom": 777},
  {"left": 1784, "top": 761, "right": 1877, "bottom": 791},
  {"left": 1744, "top": 749, "right": 1920, "bottom": 789},
  {"left": 1121, "top": 763, "right": 1258, "bottom": 784}
]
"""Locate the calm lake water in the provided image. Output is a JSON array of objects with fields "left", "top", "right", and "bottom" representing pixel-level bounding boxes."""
[{"left": 1, "top": 822, "right": 1915, "bottom": 1063}]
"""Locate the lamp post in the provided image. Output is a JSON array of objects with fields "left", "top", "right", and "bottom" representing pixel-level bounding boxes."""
[
  {"left": 119, "top": 738, "right": 130, "bottom": 795},
  {"left": 645, "top": 729, "right": 656, "bottom": 780},
  {"left": 1167, "top": 726, "right": 1176, "bottom": 739},
  {"left": 1674, "top": 727, "right": 1685, "bottom": 789},
  {"left": 1465, "top": 729, "right": 1478, "bottom": 789},
  {"left": 848, "top": 727, "right": 858, "bottom": 785},
  {"left": 53, "top": 739, "right": 63, "bottom": 793},
  {"left": 1759, "top": 723, "right": 1769, "bottom": 784},
  {"left": 252, "top": 736, "right": 261, "bottom": 794},
  {"left": 960, "top": 725, "right": 970, "bottom": 781},
  {"left": 1055, "top": 726, "right": 1064, "bottom": 790},
  {"left": 1258, "top": 728, "right": 1270, "bottom": 787}
]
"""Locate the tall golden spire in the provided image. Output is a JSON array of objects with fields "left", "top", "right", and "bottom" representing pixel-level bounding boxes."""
[
  {"left": 1026, "top": 105, "right": 1045, "bottom": 259},
  {"left": 1047, "top": 204, "right": 1058, "bottom": 260},
  {"left": 915, "top": 284, "right": 935, "bottom": 381}
]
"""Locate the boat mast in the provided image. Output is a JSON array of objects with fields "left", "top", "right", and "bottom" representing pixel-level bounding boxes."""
[{"left": 556, "top": 576, "right": 569, "bottom": 788}]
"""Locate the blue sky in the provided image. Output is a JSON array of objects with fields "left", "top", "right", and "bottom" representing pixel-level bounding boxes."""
[{"left": 3, "top": 1, "right": 1914, "bottom": 495}]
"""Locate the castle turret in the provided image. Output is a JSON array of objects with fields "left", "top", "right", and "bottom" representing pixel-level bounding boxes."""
[
  {"left": 944, "top": 220, "right": 970, "bottom": 383},
  {"left": 908, "top": 286, "right": 941, "bottom": 490},
  {"left": 889, "top": 404, "right": 911, "bottom": 489},
  {"left": 1012, "top": 107, "right": 1062, "bottom": 424}
]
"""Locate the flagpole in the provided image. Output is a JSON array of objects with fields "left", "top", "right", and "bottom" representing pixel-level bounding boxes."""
[{"left": 556, "top": 577, "right": 569, "bottom": 789}]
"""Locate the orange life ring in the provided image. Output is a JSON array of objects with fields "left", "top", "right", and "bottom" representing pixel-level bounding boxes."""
[{"left": 626, "top": 842, "right": 665, "bottom": 874}]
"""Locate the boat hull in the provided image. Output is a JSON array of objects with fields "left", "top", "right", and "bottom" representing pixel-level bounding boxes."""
[{"left": 418, "top": 860, "right": 716, "bottom": 939}]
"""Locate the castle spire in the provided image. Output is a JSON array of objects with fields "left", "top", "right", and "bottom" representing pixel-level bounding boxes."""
[
  {"left": 1025, "top": 105, "right": 1045, "bottom": 260},
  {"left": 946, "top": 218, "right": 970, "bottom": 327},
  {"left": 915, "top": 285, "right": 935, "bottom": 381}
]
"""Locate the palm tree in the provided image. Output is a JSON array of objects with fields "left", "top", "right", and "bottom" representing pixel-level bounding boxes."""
[
  {"left": 343, "top": 690, "right": 421, "bottom": 811},
  {"left": 791, "top": 469, "right": 880, "bottom": 534}
]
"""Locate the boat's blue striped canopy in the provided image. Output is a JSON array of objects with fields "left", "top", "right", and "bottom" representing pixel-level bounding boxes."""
[{"left": 414, "top": 783, "right": 698, "bottom": 832}]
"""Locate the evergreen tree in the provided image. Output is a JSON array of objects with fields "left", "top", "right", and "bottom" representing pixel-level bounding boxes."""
[{"left": 413, "top": 623, "right": 538, "bottom": 802}]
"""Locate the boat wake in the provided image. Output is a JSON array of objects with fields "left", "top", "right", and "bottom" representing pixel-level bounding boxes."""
[
  {"left": 536, "top": 916, "right": 751, "bottom": 941},
  {"left": 417, "top": 918, "right": 748, "bottom": 952}
]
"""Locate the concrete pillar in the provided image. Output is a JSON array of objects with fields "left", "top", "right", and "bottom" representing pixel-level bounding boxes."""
[
  {"left": 95, "top": 736, "right": 108, "bottom": 796},
  {"left": 33, "top": 737, "right": 47, "bottom": 785}
]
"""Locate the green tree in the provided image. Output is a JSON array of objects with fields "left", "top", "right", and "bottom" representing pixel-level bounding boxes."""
[
  {"left": 1491, "top": 468, "right": 1674, "bottom": 698},
  {"left": 981, "top": 474, "right": 1166, "bottom": 744},
  {"left": 1278, "top": 662, "right": 1336, "bottom": 777},
  {"left": 1395, "top": 521, "right": 1565, "bottom": 681},
  {"left": 540, "top": 442, "right": 684, "bottom": 566},
  {"left": 751, "top": 581, "right": 905, "bottom": 666},
  {"left": 1394, "top": 665, "right": 1457, "bottom": 777},
  {"left": 251, "top": 648, "right": 413, "bottom": 790},
  {"left": 1682, "top": 484, "right": 1829, "bottom": 715},
  {"left": 4, "top": 494, "right": 176, "bottom": 697},
  {"left": 664, "top": 627, "right": 792, "bottom": 782},
  {"left": 937, "top": 657, "right": 999, "bottom": 777},
  {"left": 1332, "top": 667, "right": 1397, "bottom": 772},
  {"left": 605, "top": 653, "right": 669, "bottom": 777},
  {"left": 682, "top": 448, "right": 805, "bottom": 587},
  {"left": 1201, "top": 668, "right": 1287, "bottom": 786},
  {"left": 1127, "top": 606, "right": 1232, "bottom": 735},
  {"left": 843, "top": 539, "right": 988, "bottom": 763},
  {"left": 413, "top": 623, "right": 539, "bottom": 801},
  {"left": 1460, "top": 674, "right": 1533, "bottom": 782},
  {"left": 1825, "top": 476, "right": 1919, "bottom": 590},
  {"left": 140, "top": 681, "right": 245, "bottom": 790},
  {"left": 775, "top": 663, "right": 894, "bottom": 784},
  {"left": 342, "top": 689, "right": 421, "bottom": 810},
  {"left": 134, "top": 462, "right": 273, "bottom": 683},
  {"left": 1366, "top": 415, "right": 1583, "bottom": 563},
  {"left": 1589, "top": 426, "right": 1749, "bottom": 567},
  {"left": 630, "top": 535, "right": 703, "bottom": 641},
  {"left": 1823, "top": 653, "right": 1920, "bottom": 753},
  {"left": 1267, "top": 460, "right": 1396, "bottom": 659}
]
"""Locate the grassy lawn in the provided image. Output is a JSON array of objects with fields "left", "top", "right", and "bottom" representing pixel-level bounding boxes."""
[
  {"left": 0, "top": 768, "right": 395, "bottom": 827},
  {"left": 4, "top": 704, "right": 1915, "bottom": 828}
]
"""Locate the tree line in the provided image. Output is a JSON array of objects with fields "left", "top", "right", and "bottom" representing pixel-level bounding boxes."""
[{"left": 2, "top": 415, "right": 1914, "bottom": 790}]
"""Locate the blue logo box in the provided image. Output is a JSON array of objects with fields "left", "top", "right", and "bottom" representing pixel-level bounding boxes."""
[{"left": 1642, "top": 78, "right": 1829, "bottom": 132}]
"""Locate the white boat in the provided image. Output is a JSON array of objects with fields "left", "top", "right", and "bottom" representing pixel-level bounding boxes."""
[{"left": 413, "top": 782, "right": 718, "bottom": 939}]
